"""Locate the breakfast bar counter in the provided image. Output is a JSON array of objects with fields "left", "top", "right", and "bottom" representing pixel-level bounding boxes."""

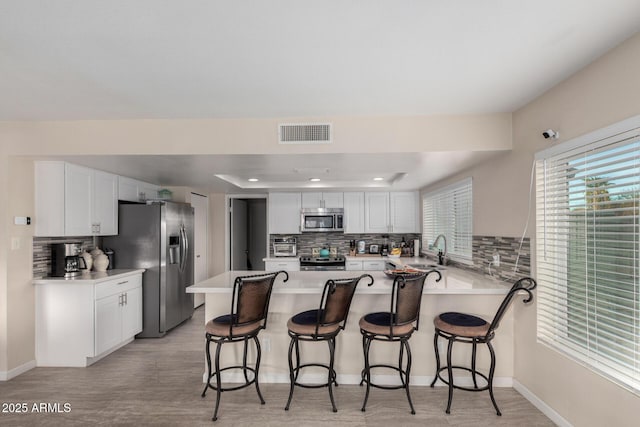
[{"left": 187, "top": 266, "right": 517, "bottom": 386}]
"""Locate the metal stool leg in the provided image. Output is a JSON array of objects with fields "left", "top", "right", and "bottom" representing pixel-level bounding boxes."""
[
  {"left": 327, "top": 338, "right": 338, "bottom": 412},
  {"left": 242, "top": 336, "right": 250, "bottom": 384},
  {"left": 471, "top": 339, "right": 479, "bottom": 389},
  {"left": 402, "top": 339, "right": 416, "bottom": 415},
  {"left": 430, "top": 332, "right": 440, "bottom": 387},
  {"left": 253, "top": 335, "right": 265, "bottom": 405},
  {"left": 360, "top": 335, "right": 372, "bottom": 412},
  {"left": 212, "top": 341, "right": 223, "bottom": 421},
  {"left": 359, "top": 333, "right": 367, "bottom": 386},
  {"left": 445, "top": 337, "right": 454, "bottom": 415},
  {"left": 284, "top": 336, "right": 296, "bottom": 411},
  {"left": 202, "top": 335, "right": 212, "bottom": 397},
  {"left": 487, "top": 341, "right": 501, "bottom": 416}
]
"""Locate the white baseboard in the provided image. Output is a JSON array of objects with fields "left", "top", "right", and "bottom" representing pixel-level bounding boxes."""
[
  {"left": 0, "top": 360, "right": 36, "bottom": 381},
  {"left": 513, "top": 379, "right": 572, "bottom": 427}
]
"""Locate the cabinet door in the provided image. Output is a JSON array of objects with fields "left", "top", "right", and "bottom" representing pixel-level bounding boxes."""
[
  {"left": 93, "top": 170, "right": 118, "bottom": 235},
  {"left": 121, "top": 285, "right": 143, "bottom": 338},
  {"left": 346, "top": 260, "right": 363, "bottom": 271},
  {"left": 268, "top": 193, "right": 302, "bottom": 234},
  {"left": 343, "top": 192, "right": 365, "bottom": 234},
  {"left": 322, "top": 192, "right": 344, "bottom": 208},
  {"left": 364, "top": 192, "right": 390, "bottom": 233},
  {"left": 118, "top": 176, "right": 139, "bottom": 202},
  {"left": 35, "top": 161, "right": 66, "bottom": 236},
  {"left": 301, "top": 192, "right": 323, "bottom": 208},
  {"left": 363, "top": 260, "right": 385, "bottom": 271},
  {"left": 65, "top": 163, "right": 93, "bottom": 236},
  {"left": 390, "top": 191, "right": 419, "bottom": 233},
  {"left": 95, "top": 294, "right": 122, "bottom": 356}
]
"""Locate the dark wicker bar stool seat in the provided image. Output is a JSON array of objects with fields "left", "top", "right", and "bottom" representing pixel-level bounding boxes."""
[
  {"left": 285, "top": 274, "right": 374, "bottom": 413},
  {"left": 201, "top": 270, "right": 288, "bottom": 422},
  {"left": 359, "top": 270, "right": 441, "bottom": 415},
  {"left": 430, "top": 276, "right": 537, "bottom": 416}
]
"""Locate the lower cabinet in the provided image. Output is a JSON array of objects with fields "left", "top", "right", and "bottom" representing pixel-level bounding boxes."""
[
  {"left": 95, "top": 277, "right": 142, "bottom": 356},
  {"left": 265, "top": 259, "right": 300, "bottom": 271},
  {"left": 345, "top": 259, "right": 386, "bottom": 271},
  {"left": 35, "top": 272, "right": 143, "bottom": 367}
]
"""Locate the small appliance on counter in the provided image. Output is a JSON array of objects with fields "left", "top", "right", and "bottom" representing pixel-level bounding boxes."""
[
  {"left": 380, "top": 244, "right": 390, "bottom": 256},
  {"left": 357, "top": 240, "right": 366, "bottom": 254},
  {"left": 273, "top": 237, "right": 297, "bottom": 257},
  {"left": 51, "top": 242, "right": 87, "bottom": 278},
  {"left": 369, "top": 244, "right": 379, "bottom": 254}
]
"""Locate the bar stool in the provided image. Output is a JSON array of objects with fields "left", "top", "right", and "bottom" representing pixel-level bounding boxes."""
[
  {"left": 359, "top": 270, "right": 441, "bottom": 414},
  {"left": 430, "top": 276, "right": 537, "bottom": 416},
  {"left": 285, "top": 273, "right": 374, "bottom": 412},
  {"left": 201, "top": 270, "right": 288, "bottom": 422}
]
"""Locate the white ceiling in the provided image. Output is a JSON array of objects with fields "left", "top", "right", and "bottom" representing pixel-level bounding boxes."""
[{"left": 3, "top": 1, "right": 640, "bottom": 191}]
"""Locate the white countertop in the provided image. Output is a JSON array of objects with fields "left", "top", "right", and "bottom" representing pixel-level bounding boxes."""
[
  {"left": 187, "top": 265, "right": 510, "bottom": 295},
  {"left": 263, "top": 257, "right": 299, "bottom": 262},
  {"left": 33, "top": 269, "right": 145, "bottom": 285}
]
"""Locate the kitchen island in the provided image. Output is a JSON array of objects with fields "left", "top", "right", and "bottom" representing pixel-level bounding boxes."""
[{"left": 187, "top": 263, "right": 517, "bottom": 386}]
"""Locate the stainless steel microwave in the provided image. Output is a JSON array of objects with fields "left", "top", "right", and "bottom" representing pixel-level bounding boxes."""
[{"left": 301, "top": 208, "right": 344, "bottom": 232}]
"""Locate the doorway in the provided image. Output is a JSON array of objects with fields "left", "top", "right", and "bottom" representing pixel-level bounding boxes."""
[{"left": 229, "top": 196, "right": 267, "bottom": 271}]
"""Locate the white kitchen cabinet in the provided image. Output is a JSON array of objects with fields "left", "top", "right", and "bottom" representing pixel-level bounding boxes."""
[
  {"left": 390, "top": 191, "right": 420, "bottom": 233},
  {"left": 268, "top": 192, "right": 302, "bottom": 234},
  {"left": 363, "top": 259, "right": 386, "bottom": 271},
  {"left": 35, "top": 161, "right": 118, "bottom": 237},
  {"left": 363, "top": 191, "right": 419, "bottom": 234},
  {"left": 346, "top": 260, "right": 363, "bottom": 271},
  {"left": 343, "top": 192, "right": 365, "bottom": 234},
  {"left": 265, "top": 259, "right": 300, "bottom": 271},
  {"left": 95, "top": 276, "right": 143, "bottom": 355},
  {"left": 118, "top": 176, "right": 160, "bottom": 202},
  {"left": 35, "top": 271, "right": 143, "bottom": 367},
  {"left": 302, "top": 192, "right": 343, "bottom": 208},
  {"left": 364, "top": 192, "right": 390, "bottom": 233}
]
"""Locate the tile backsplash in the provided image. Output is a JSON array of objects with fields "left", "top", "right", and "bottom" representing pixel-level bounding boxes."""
[
  {"left": 270, "top": 233, "right": 421, "bottom": 257},
  {"left": 33, "top": 236, "right": 98, "bottom": 279}
]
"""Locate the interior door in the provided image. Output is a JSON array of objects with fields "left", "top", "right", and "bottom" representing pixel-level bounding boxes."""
[
  {"left": 231, "top": 199, "right": 248, "bottom": 270},
  {"left": 191, "top": 193, "right": 208, "bottom": 308}
]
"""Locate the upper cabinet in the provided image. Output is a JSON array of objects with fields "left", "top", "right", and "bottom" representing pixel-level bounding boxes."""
[
  {"left": 35, "top": 162, "right": 118, "bottom": 236},
  {"left": 343, "top": 192, "right": 365, "bottom": 233},
  {"left": 118, "top": 176, "right": 160, "bottom": 203},
  {"left": 364, "top": 191, "right": 419, "bottom": 234},
  {"left": 268, "top": 192, "right": 302, "bottom": 234},
  {"left": 301, "top": 192, "right": 343, "bottom": 209}
]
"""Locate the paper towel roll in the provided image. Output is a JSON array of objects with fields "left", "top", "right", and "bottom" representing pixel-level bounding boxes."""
[{"left": 413, "top": 239, "right": 420, "bottom": 255}]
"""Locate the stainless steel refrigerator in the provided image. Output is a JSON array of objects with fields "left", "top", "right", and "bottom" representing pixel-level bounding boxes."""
[{"left": 104, "top": 201, "right": 194, "bottom": 338}]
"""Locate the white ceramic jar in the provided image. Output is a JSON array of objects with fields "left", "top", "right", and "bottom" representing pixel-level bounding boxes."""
[{"left": 93, "top": 253, "right": 109, "bottom": 272}]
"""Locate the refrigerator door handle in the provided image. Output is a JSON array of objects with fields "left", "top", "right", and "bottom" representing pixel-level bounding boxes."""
[
  {"left": 183, "top": 224, "right": 189, "bottom": 273},
  {"left": 179, "top": 224, "right": 188, "bottom": 273}
]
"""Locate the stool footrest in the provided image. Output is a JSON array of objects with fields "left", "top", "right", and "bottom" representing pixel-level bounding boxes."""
[
  {"left": 434, "top": 365, "right": 490, "bottom": 392},
  {"left": 360, "top": 363, "right": 408, "bottom": 390},
  {"left": 291, "top": 362, "right": 337, "bottom": 389},
  {"left": 204, "top": 365, "right": 258, "bottom": 393}
]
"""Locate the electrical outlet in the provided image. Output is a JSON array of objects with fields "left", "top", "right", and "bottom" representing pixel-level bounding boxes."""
[{"left": 492, "top": 253, "right": 500, "bottom": 267}]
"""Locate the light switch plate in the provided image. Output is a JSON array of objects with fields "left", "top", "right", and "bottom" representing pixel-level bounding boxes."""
[{"left": 14, "top": 216, "right": 31, "bottom": 225}]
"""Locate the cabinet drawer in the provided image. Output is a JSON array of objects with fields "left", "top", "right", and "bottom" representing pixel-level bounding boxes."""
[
  {"left": 95, "top": 274, "right": 142, "bottom": 300},
  {"left": 265, "top": 261, "right": 300, "bottom": 272},
  {"left": 346, "top": 261, "right": 363, "bottom": 271},
  {"left": 363, "top": 260, "right": 385, "bottom": 271}
]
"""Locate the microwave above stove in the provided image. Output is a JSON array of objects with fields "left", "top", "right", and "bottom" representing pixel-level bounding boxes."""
[{"left": 301, "top": 208, "right": 344, "bottom": 232}]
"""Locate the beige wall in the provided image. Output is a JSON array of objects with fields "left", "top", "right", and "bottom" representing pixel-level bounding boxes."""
[
  {"left": 422, "top": 32, "right": 640, "bottom": 426},
  {"left": 0, "top": 147, "right": 8, "bottom": 373}
]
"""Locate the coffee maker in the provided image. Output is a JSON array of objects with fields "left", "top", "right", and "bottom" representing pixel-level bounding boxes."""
[{"left": 51, "top": 242, "right": 87, "bottom": 278}]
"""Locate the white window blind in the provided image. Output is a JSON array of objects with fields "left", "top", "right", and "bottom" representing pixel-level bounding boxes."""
[
  {"left": 535, "top": 121, "right": 640, "bottom": 394},
  {"left": 422, "top": 178, "right": 472, "bottom": 263}
]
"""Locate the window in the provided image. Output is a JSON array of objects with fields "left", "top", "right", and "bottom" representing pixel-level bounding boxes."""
[
  {"left": 536, "top": 117, "right": 640, "bottom": 393},
  {"left": 422, "top": 177, "right": 472, "bottom": 263}
]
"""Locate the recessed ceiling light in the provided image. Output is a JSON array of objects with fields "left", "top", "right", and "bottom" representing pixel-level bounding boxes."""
[
  {"left": 309, "top": 178, "right": 321, "bottom": 182},
  {"left": 373, "top": 177, "right": 384, "bottom": 181},
  {"left": 248, "top": 178, "right": 259, "bottom": 182}
]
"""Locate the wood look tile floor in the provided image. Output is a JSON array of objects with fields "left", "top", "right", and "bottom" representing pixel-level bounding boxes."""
[{"left": 0, "top": 307, "right": 554, "bottom": 426}]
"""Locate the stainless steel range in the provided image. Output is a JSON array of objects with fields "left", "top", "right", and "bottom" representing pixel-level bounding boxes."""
[{"left": 299, "top": 255, "right": 346, "bottom": 271}]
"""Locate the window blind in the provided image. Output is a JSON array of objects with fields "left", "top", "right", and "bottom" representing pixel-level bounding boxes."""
[
  {"left": 422, "top": 177, "right": 472, "bottom": 263},
  {"left": 536, "top": 124, "right": 640, "bottom": 394}
]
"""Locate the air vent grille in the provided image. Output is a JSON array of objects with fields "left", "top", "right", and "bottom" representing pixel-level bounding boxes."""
[{"left": 279, "top": 123, "right": 332, "bottom": 144}]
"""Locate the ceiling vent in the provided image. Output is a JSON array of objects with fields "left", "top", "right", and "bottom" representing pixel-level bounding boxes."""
[{"left": 278, "top": 123, "right": 332, "bottom": 144}]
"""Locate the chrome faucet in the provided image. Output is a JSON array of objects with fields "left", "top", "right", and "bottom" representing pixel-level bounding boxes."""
[{"left": 433, "top": 234, "right": 447, "bottom": 265}]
